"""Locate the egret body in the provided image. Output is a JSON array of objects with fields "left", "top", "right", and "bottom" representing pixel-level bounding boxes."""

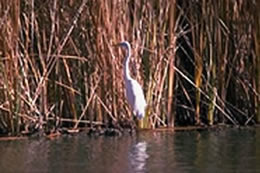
[{"left": 118, "top": 41, "right": 147, "bottom": 120}]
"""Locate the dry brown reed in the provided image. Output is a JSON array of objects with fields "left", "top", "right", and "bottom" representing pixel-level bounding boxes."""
[{"left": 0, "top": 0, "right": 259, "bottom": 136}]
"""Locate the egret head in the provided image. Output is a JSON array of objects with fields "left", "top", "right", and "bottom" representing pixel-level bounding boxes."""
[{"left": 117, "top": 41, "right": 131, "bottom": 51}]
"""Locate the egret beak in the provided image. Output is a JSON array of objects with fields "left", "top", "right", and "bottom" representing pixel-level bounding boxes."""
[{"left": 113, "top": 43, "right": 121, "bottom": 47}]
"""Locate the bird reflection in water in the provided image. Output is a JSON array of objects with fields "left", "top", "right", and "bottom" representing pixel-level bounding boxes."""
[{"left": 129, "top": 141, "right": 149, "bottom": 172}]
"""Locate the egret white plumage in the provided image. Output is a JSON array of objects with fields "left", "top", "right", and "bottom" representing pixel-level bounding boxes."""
[{"left": 117, "top": 41, "right": 147, "bottom": 120}]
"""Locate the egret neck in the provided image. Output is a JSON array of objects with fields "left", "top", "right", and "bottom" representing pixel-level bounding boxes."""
[{"left": 123, "top": 45, "right": 132, "bottom": 81}]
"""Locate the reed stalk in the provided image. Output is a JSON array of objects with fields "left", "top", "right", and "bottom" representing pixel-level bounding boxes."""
[
  {"left": 167, "top": 0, "right": 177, "bottom": 128},
  {"left": 191, "top": 0, "right": 205, "bottom": 125},
  {"left": 254, "top": 2, "right": 260, "bottom": 123}
]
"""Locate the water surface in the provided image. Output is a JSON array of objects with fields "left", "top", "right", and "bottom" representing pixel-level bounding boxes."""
[{"left": 0, "top": 127, "right": 259, "bottom": 173}]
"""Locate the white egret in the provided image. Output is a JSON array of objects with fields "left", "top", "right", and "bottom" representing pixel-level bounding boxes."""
[{"left": 117, "top": 41, "right": 147, "bottom": 120}]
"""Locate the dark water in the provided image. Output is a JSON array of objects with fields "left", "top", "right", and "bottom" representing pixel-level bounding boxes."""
[{"left": 0, "top": 127, "right": 260, "bottom": 173}]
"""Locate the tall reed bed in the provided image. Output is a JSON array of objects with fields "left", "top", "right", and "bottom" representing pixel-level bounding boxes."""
[{"left": 0, "top": 0, "right": 259, "bottom": 136}]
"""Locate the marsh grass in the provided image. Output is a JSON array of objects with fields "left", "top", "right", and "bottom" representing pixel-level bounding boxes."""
[{"left": 0, "top": 0, "right": 259, "bottom": 136}]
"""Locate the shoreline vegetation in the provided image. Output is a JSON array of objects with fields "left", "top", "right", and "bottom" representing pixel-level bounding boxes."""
[{"left": 0, "top": 0, "right": 259, "bottom": 138}]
